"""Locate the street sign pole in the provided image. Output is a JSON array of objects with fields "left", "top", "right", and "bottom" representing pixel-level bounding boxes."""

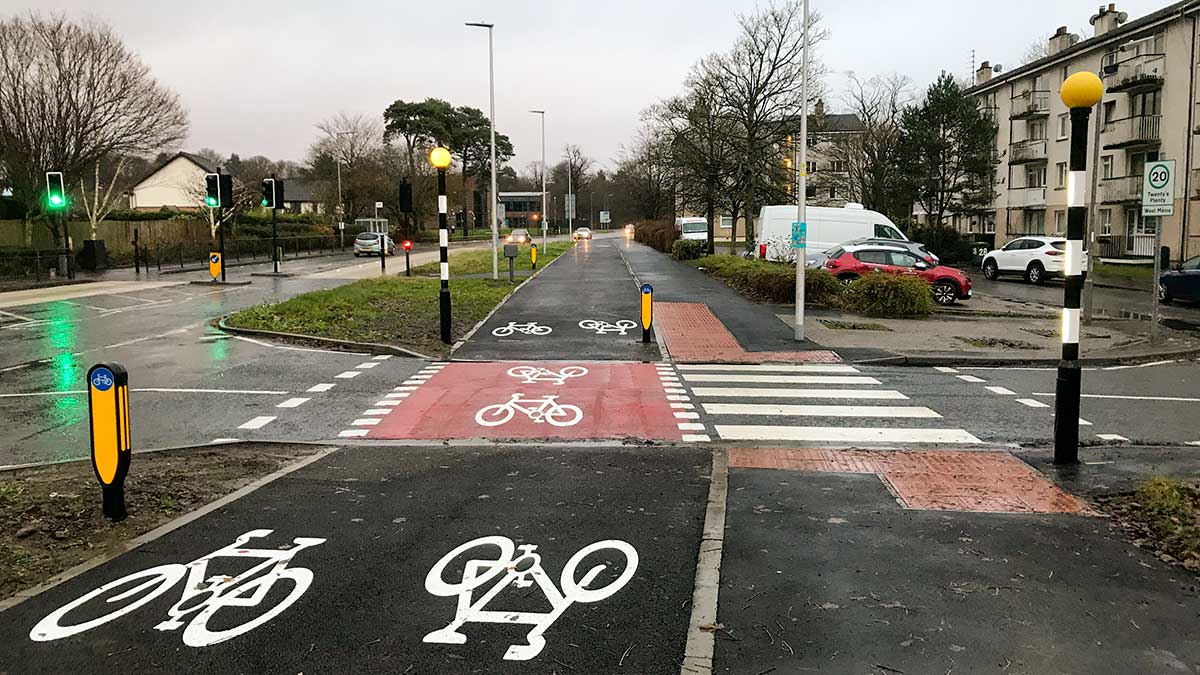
[
  {"left": 794, "top": 0, "right": 809, "bottom": 343},
  {"left": 1143, "top": 159, "right": 1175, "bottom": 343}
]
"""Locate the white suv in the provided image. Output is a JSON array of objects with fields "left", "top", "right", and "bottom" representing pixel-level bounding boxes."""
[{"left": 980, "top": 236, "right": 1087, "bottom": 285}]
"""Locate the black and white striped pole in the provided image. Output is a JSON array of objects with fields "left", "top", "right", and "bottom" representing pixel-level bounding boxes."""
[
  {"left": 430, "top": 147, "right": 453, "bottom": 345},
  {"left": 1054, "top": 72, "right": 1104, "bottom": 465}
]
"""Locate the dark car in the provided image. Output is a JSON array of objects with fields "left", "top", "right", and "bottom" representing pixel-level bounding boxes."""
[{"left": 1160, "top": 255, "right": 1200, "bottom": 303}]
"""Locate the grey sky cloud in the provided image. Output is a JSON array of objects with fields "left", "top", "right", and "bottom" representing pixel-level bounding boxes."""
[{"left": 17, "top": 0, "right": 1167, "bottom": 171}]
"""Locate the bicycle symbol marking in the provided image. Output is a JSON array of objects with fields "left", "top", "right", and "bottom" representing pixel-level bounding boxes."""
[
  {"left": 506, "top": 365, "right": 588, "bottom": 385},
  {"left": 29, "top": 529, "right": 325, "bottom": 648},
  {"left": 578, "top": 319, "right": 637, "bottom": 336},
  {"left": 475, "top": 394, "right": 583, "bottom": 427},
  {"left": 90, "top": 370, "right": 114, "bottom": 390},
  {"left": 423, "top": 536, "right": 639, "bottom": 661},
  {"left": 492, "top": 322, "right": 553, "bottom": 337}
]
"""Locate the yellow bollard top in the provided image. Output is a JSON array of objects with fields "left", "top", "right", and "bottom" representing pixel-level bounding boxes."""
[{"left": 1060, "top": 72, "right": 1104, "bottom": 109}]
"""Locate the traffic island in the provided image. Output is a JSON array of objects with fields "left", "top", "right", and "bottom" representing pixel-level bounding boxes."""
[{"left": 0, "top": 443, "right": 328, "bottom": 606}]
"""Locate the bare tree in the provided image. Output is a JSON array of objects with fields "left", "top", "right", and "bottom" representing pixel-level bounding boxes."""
[
  {"left": 0, "top": 14, "right": 188, "bottom": 244},
  {"left": 824, "top": 73, "right": 912, "bottom": 219},
  {"left": 1020, "top": 34, "right": 1051, "bottom": 65},
  {"left": 558, "top": 144, "right": 595, "bottom": 195},
  {"left": 313, "top": 112, "right": 385, "bottom": 170},
  {"left": 77, "top": 157, "right": 128, "bottom": 239},
  {"left": 613, "top": 127, "right": 673, "bottom": 221}
]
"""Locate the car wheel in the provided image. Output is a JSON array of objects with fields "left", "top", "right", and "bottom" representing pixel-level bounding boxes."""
[
  {"left": 931, "top": 280, "right": 958, "bottom": 306},
  {"left": 1026, "top": 262, "right": 1046, "bottom": 285},
  {"left": 982, "top": 259, "right": 999, "bottom": 280},
  {"left": 353, "top": 252, "right": 360, "bottom": 257},
  {"left": 1159, "top": 283, "right": 1172, "bottom": 303},
  {"left": 837, "top": 273, "right": 859, "bottom": 285}
]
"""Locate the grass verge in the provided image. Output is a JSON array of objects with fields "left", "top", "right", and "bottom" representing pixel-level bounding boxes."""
[
  {"left": 1, "top": 444, "right": 324, "bottom": 602},
  {"left": 1094, "top": 262, "right": 1155, "bottom": 281},
  {"left": 1096, "top": 477, "right": 1200, "bottom": 572},
  {"left": 954, "top": 336, "right": 1041, "bottom": 350},
  {"left": 412, "top": 240, "right": 575, "bottom": 276}
]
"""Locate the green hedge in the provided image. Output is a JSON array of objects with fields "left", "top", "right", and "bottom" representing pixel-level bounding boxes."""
[
  {"left": 634, "top": 221, "right": 678, "bottom": 253},
  {"left": 901, "top": 222, "right": 975, "bottom": 265},
  {"left": 842, "top": 271, "right": 934, "bottom": 316},
  {"left": 671, "top": 240, "right": 705, "bottom": 261},
  {"left": 691, "top": 255, "right": 842, "bottom": 306}
]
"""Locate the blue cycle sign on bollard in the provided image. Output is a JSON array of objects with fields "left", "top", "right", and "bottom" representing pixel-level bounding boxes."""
[
  {"left": 640, "top": 283, "right": 653, "bottom": 344},
  {"left": 791, "top": 221, "right": 807, "bottom": 250}
]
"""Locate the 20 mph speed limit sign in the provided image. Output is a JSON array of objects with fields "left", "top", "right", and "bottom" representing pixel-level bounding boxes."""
[{"left": 1142, "top": 160, "right": 1176, "bottom": 217}]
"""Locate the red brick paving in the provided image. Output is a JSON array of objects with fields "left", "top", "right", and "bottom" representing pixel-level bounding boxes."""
[
  {"left": 654, "top": 302, "right": 841, "bottom": 363},
  {"left": 728, "top": 448, "right": 1091, "bottom": 514}
]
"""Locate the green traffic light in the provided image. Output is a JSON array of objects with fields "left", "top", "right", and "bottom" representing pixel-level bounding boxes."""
[
  {"left": 205, "top": 197, "right": 218, "bottom": 207},
  {"left": 48, "top": 194, "right": 64, "bottom": 208},
  {"left": 261, "top": 199, "right": 269, "bottom": 207}
]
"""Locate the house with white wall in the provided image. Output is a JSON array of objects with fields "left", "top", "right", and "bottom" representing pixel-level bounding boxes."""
[{"left": 128, "top": 152, "right": 216, "bottom": 211}]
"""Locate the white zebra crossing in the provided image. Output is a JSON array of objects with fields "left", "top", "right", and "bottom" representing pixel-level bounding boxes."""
[{"left": 677, "top": 363, "right": 980, "bottom": 445}]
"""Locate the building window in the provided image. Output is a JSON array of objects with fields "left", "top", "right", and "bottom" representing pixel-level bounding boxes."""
[
  {"left": 1058, "top": 113, "right": 1070, "bottom": 139},
  {"left": 1103, "top": 100, "right": 1116, "bottom": 123},
  {"left": 1099, "top": 208, "right": 1112, "bottom": 235},
  {"left": 1028, "top": 119, "right": 1047, "bottom": 141},
  {"left": 1100, "top": 155, "right": 1113, "bottom": 179},
  {"left": 1026, "top": 166, "right": 1046, "bottom": 188},
  {"left": 1054, "top": 210, "right": 1066, "bottom": 234},
  {"left": 1061, "top": 64, "right": 1070, "bottom": 81},
  {"left": 831, "top": 160, "right": 848, "bottom": 173},
  {"left": 806, "top": 161, "right": 817, "bottom": 173},
  {"left": 1024, "top": 210, "right": 1045, "bottom": 234},
  {"left": 1131, "top": 90, "right": 1161, "bottom": 116},
  {"left": 1056, "top": 162, "right": 1067, "bottom": 187},
  {"left": 828, "top": 186, "right": 836, "bottom": 198}
]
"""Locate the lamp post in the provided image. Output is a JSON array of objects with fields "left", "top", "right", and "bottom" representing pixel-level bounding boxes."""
[
  {"left": 530, "top": 109, "right": 546, "bottom": 250},
  {"left": 466, "top": 21, "right": 499, "bottom": 281},
  {"left": 1054, "top": 72, "right": 1104, "bottom": 465},
  {"left": 794, "top": 0, "right": 809, "bottom": 342},
  {"left": 430, "top": 146, "right": 454, "bottom": 344}
]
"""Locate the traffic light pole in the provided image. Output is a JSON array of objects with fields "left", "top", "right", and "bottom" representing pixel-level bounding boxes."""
[
  {"left": 60, "top": 210, "right": 73, "bottom": 280},
  {"left": 271, "top": 205, "right": 279, "bottom": 274}
]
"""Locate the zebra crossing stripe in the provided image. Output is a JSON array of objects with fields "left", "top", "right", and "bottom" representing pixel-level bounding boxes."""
[
  {"left": 675, "top": 363, "right": 859, "bottom": 373},
  {"left": 714, "top": 425, "right": 982, "bottom": 444},
  {"left": 690, "top": 387, "right": 907, "bottom": 400},
  {"left": 681, "top": 374, "right": 880, "bottom": 385},
  {"left": 701, "top": 403, "right": 941, "bottom": 418}
]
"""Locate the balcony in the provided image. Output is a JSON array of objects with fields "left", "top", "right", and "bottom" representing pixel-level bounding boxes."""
[
  {"left": 980, "top": 104, "right": 1000, "bottom": 123},
  {"left": 1010, "top": 91, "right": 1051, "bottom": 119},
  {"left": 1102, "top": 114, "right": 1161, "bottom": 150},
  {"left": 1099, "top": 175, "right": 1143, "bottom": 204},
  {"left": 1102, "top": 53, "right": 1166, "bottom": 94},
  {"left": 1009, "top": 139, "right": 1048, "bottom": 164},
  {"left": 1007, "top": 186, "right": 1047, "bottom": 208}
]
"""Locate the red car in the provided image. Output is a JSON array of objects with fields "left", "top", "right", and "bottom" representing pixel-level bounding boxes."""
[{"left": 822, "top": 243, "right": 972, "bottom": 306}]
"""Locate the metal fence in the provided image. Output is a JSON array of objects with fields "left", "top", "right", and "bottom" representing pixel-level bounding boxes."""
[
  {"left": 0, "top": 249, "right": 65, "bottom": 281},
  {"left": 1093, "top": 234, "right": 1157, "bottom": 258},
  {"left": 145, "top": 235, "right": 344, "bottom": 272}
]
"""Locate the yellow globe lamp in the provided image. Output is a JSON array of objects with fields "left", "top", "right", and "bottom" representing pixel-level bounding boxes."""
[
  {"left": 429, "top": 146, "right": 452, "bottom": 170},
  {"left": 1060, "top": 72, "right": 1103, "bottom": 110}
]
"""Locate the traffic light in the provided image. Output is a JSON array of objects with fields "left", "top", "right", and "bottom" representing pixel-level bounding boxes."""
[
  {"left": 398, "top": 180, "right": 413, "bottom": 213},
  {"left": 45, "top": 172, "right": 67, "bottom": 210},
  {"left": 204, "top": 173, "right": 234, "bottom": 208},
  {"left": 260, "top": 178, "right": 285, "bottom": 209},
  {"left": 402, "top": 239, "right": 413, "bottom": 251}
]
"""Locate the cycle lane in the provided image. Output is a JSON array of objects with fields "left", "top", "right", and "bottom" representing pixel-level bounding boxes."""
[{"left": 0, "top": 444, "right": 711, "bottom": 673}]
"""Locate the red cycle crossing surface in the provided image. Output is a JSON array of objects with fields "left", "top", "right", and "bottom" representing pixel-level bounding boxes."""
[{"left": 365, "top": 361, "right": 683, "bottom": 441}]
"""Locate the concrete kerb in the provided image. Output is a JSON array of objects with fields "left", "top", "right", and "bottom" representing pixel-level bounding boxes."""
[
  {"left": 847, "top": 347, "right": 1200, "bottom": 368},
  {"left": 0, "top": 446, "right": 338, "bottom": 613},
  {"left": 215, "top": 316, "right": 432, "bottom": 359}
]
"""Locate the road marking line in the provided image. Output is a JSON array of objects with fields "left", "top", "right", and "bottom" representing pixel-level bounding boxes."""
[
  {"left": 680, "top": 449, "right": 727, "bottom": 674},
  {"left": 0, "top": 364, "right": 30, "bottom": 372},
  {"left": 714, "top": 425, "right": 983, "bottom": 444},
  {"left": 230, "top": 335, "right": 368, "bottom": 355},
  {"left": 356, "top": 362, "right": 379, "bottom": 369},
  {"left": 394, "top": 386, "right": 418, "bottom": 392},
  {"left": 1101, "top": 359, "right": 1177, "bottom": 370},
  {"left": 307, "top": 383, "right": 335, "bottom": 393},
  {"left": 339, "top": 429, "right": 369, "bottom": 437},
  {"left": 237, "top": 416, "right": 277, "bottom": 430},
  {"left": 375, "top": 400, "right": 402, "bottom": 406},
  {"left": 1032, "top": 392, "right": 1200, "bottom": 403},
  {"left": 1078, "top": 418, "right": 1093, "bottom": 426},
  {"left": 0, "top": 309, "right": 33, "bottom": 322},
  {"left": 409, "top": 374, "right": 433, "bottom": 380},
  {"left": 670, "top": 403, "right": 696, "bottom": 410},
  {"left": 985, "top": 386, "right": 1016, "bottom": 395},
  {"left": 1017, "top": 398, "right": 1050, "bottom": 408},
  {"left": 690, "top": 387, "right": 907, "bottom": 400},
  {"left": 934, "top": 366, "right": 959, "bottom": 373},
  {"left": 957, "top": 375, "right": 986, "bottom": 383},
  {"left": 1187, "top": 441, "right": 1200, "bottom": 446},
  {"left": 0, "top": 388, "right": 291, "bottom": 398},
  {"left": 384, "top": 392, "right": 410, "bottom": 399},
  {"left": 335, "top": 371, "right": 361, "bottom": 379},
  {"left": 276, "top": 398, "right": 310, "bottom": 408},
  {"left": 678, "top": 422, "right": 706, "bottom": 431},
  {"left": 362, "top": 408, "right": 391, "bottom": 415},
  {"left": 665, "top": 388, "right": 688, "bottom": 394},
  {"left": 401, "top": 380, "right": 424, "bottom": 386},
  {"left": 210, "top": 438, "right": 240, "bottom": 443},
  {"left": 702, "top": 403, "right": 941, "bottom": 418},
  {"left": 674, "top": 412, "right": 701, "bottom": 419},
  {"left": 373, "top": 355, "right": 393, "bottom": 361},
  {"left": 676, "top": 363, "right": 859, "bottom": 373},
  {"left": 1096, "top": 433, "right": 1129, "bottom": 441},
  {"left": 351, "top": 418, "right": 381, "bottom": 426},
  {"left": 681, "top": 434, "right": 711, "bottom": 443},
  {"left": 682, "top": 374, "right": 880, "bottom": 385},
  {"left": 667, "top": 395, "right": 690, "bottom": 401}
]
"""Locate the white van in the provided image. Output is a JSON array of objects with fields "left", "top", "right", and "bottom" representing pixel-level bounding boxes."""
[
  {"left": 675, "top": 217, "right": 709, "bottom": 242},
  {"left": 754, "top": 204, "right": 907, "bottom": 262}
]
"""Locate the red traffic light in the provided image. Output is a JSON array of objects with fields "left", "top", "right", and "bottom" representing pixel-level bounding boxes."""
[{"left": 402, "top": 240, "right": 413, "bottom": 251}]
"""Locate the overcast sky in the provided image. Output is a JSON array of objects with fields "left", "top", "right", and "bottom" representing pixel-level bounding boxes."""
[{"left": 19, "top": 0, "right": 1168, "bottom": 172}]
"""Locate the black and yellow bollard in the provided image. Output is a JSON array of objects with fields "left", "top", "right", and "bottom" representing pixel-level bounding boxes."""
[
  {"left": 640, "top": 283, "right": 653, "bottom": 344},
  {"left": 87, "top": 363, "right": 131, "bottom": 521},
  {"left": 531, "top": 243, "right": 538, "bottom": 271}
]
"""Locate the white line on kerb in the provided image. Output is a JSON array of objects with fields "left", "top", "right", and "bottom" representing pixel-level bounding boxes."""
[
  {"left": 702, "top": 403, "right": 941, "bottom": 418},
  {"left": 680, "top": 449, "right": 727, "bottom": 674},
  {"left": 237, "top": 416, "right": 276, "bottom": 430},
  {"left": 714, "top": 425, "right": 983, "bottom": 444},
  {"left": 276, "top": 398, "right": 310, "bottom": 408}
]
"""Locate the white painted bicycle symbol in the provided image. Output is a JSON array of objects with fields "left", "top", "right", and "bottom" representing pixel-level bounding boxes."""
[
  {"left": 506, "top": 365, "right": 588, "bottom": 385},
  {"left": 578, "top": 319, "right": 637, "bottom": 335},
  {"left": 423, "top": 536, "right": 639, "bottom": 661},
  {"left": 475, "top": 394, "right": 583, "bottom": 427},
  {"left": 29, "top": 529, "right": 325, "bottom": 648},
  {"left": 492, "top": 322, "right": 553, "bottom": 337}
]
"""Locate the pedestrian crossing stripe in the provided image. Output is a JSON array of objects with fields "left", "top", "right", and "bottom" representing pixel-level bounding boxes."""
[{"left": 715, "top": 426, "right": 982, "bottom": 444}]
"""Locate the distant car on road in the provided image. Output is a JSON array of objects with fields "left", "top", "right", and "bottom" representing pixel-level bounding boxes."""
[
  {"left": 822, "top": 243, "right": 972, "bottom": 306},
  {"left": 980, "top": 236, "right": 1086, "bottom": 285},
  {"left": 1160, "top": 255, "right": 1200, "bottom": 303},
  {"left": 624, "top": 224, "right": 635, "bottom": 237},
  {"left": 506, "top": 229, "right": 531, "bottom": 244},
  {"left": 353, "top": 232, "right": 395, "bottom": 257},
  {"left": 573, "top": 227, "right": 592, "bottom": 241}
]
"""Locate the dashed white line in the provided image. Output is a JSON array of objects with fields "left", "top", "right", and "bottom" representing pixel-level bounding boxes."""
[
  {"left": 667, "top": 395, "right": 690, "bottom": 401},
  {"left": 0, "top": 364, "right": 30, "bottom": 372},
  {"left": 339, "top": 429, "right": 369, "bottom": 437},
  {"left": 1016, "top": 398, "right": 1049, "bottom": 408},
  {"left": 1096, "top": 434, "right": 1129, "bottom": 442},
  {"left": 934, "top": 366, "right": 959, "bottom": 373},
  {"left": 307, "top": 383, "right": 335, "bottom": 393},
  {"left": 1187, "top": 441, "right": 1200, "bottom": 447},
  {"left": 335, "top": 371, "right": 362, "bottom": 379},
  {"left": 238, "top": 416, "right": 277, "bottom": 430},
  {"left": 677, "top": 422, "right": 706, "bottom": 431},
  {"left": 384, "top": 392, "right": 410, "bottom": 399},
  {"left": 351, "top": 418, "right": 381, "bottom": 426},
  {"left": 393, "top": 386, "right": 418, "bottom": 392},
  {"left": 276, "top": 398, "right": 310, "bottom": 408},
  {"left": 664, "top": 388, "right": 688, "bottom": 394},
  {"left": 356, "top": 362, "right": 380, "bottom": 369},
  {"left": 375, "top": 400, "right": 402, "bottom": 406},
  {"left": 681, "top": 434, "right": 711, "bottom": 442},
  {"left": 956, "top": 375, "right": 986, "bottom": 383},
  {"left": 985, "top": 386, "right": 1016, "bottom": 395},
  {"left": 1078, "top": 418, "right": 1093, "bottom": 426},
  {"left": 674, "top": 412, "right": 701, "bottom": 419},
  {"left": 670, "top": 403, "right": 696, "bottom": 410},
  {"left": 372, "top": 355, "right": 393, "bottom": 361},
  {"left": 1032, "top": 392, "right": 1200, "bottom": 403},
  {"left": 362, "top": 408, "right": 391, "bottom": 415}
]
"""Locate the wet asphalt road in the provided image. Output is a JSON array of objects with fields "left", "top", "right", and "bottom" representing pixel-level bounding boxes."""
[{"left": 972, "top": 274, "right": 1200, "bottom": 327}]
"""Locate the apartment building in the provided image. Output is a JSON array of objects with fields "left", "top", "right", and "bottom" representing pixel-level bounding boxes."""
[{"left": 965, "top": 1, "right": 1200, "bottom": 262}]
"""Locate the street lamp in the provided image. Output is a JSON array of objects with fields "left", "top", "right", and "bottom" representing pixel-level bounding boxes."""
[
  {"left": 430, "top": 146, "right": 454, "bottom": 344},
  {"left": 1054, "top": 71, "right": 1104, "bottom": 465},
  {"left": 466, "top": 21, "right": 499, "bottom": 280},
  {"left": 794, "top": 0, "right": 810, "bottom": 342},
  {"left": 530, "top": 109, "right": 546, "bottom": 250}
]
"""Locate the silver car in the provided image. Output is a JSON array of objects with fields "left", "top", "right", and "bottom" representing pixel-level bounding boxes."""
[{"left": 353, "top": 232, "right": 395, "bottom": 257}]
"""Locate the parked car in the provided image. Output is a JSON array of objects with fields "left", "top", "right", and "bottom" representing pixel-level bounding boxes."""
[
  {"left": 756, "top": 203, "right": 908, "bottom": 263},
  {"left": 624, "top": 223, "right": 635, "bottom": 237},
  {"left": 573, "top": 227, "right": 593, "bottom": 241},
  {"left": 844, "top": 237, "right": 940, "bottom": 265},
  {"left": 1160, "top": 255, "right": 1200, "bottom": 303},
  {"left": 506, "top": 229, "right": 531, "bottom": 244},
  {"left": 980, "top": 236, "right": 1087, "bottom": 285},
  {"left": 353, "top": 232, "right": 395, "bottom": 257},
  {"left": 675, "top": 217, "right": 709, "bottom": 242},
  {"left": 822, "top": 243, "right": 972, "bottom": 306}
]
